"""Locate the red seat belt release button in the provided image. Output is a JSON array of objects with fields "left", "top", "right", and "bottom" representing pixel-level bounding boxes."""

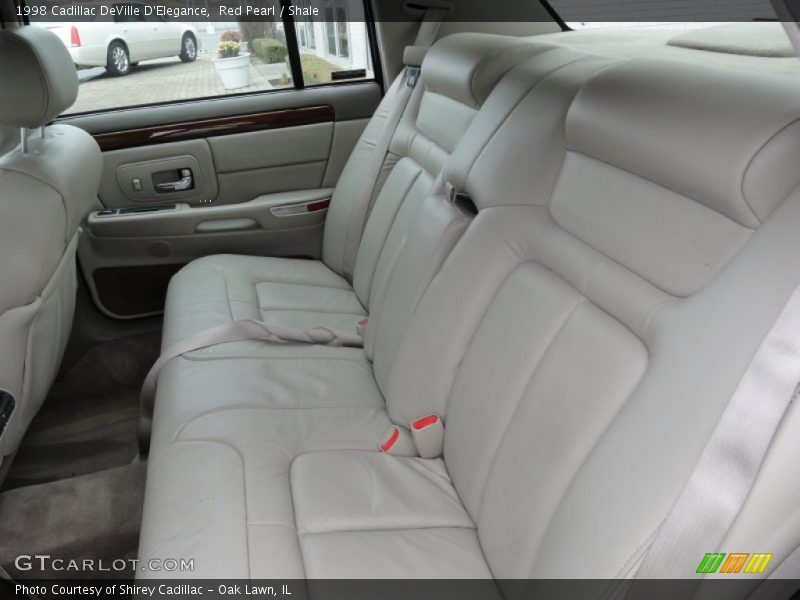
[
  {"left": 411, "top": 413, "right": 444, "bottom": 458},
  {"left": 378, "top": 425, "right": 416, "bottom": 456},
  {"left": 356, "top": 318, "right": 368, "bottom": 338}
]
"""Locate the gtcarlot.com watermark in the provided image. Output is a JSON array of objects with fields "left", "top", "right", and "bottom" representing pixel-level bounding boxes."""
[{"left": 14, "top": 554, "right": 194, "bottom": 574}]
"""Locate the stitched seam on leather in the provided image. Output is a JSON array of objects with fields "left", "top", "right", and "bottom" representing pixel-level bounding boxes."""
[
  {"left": 611, "top": 525, "right": 660, "bottom": 581},
  {"left": 472, "top": 292, "right": 584, "bottom": 520},
  {"left": 468, "top": 43, "right": 540, "bottom": 107},
  {"left": 298, "top": 525, "right": 477, "bottom": 537},
  {"left": 428, "top": 211, "right": 523, "bottom": 426},
  {"left": 221, "top": 271, "right": 235, "bottom": 322},
  {"left": 526, "top": 343, "right": 649, "bottom": 575},
  {"left": 740, "top": 116, "right": 800, "bottom": 223},
  {"left": 415, "top": 214, "right": 470, "bottom": 308},
  {"left": 251, "top": 281, "right": 350, "bottom": 291},
  {"left": 173, "top": 406, "right": 385, "bottom": 442},
  {"left": 201, "top": 263, "right": 349, "bottom": 291},
  {"left": 548, "top": 152, "right": 752, "bottom": 300},
  {"left": 562, "top": 149, "right": 758, "bottom": 233},
  {"left": 178, "top": 353, "right": 368, "bottom": 363},
  {"left": 570, "top": 149, "right": 756, "bottom": 232},
  {"left": 150, "top": 439, "right": 252, "bottom": 577},
  {"left": 287, "top": 456, "right": 308, "bottom": 575},
  {"left": 356, "top": 165, "right": 424, "bottom": 303},
  {"left": 258, "top": 307, "right": 365, "bottom": 317},
  {"left": 461, "top": 54, "right": 589, "bottom": 194},
  {"left": 414, "top": 90, "right": 471, "bottom": 154}
]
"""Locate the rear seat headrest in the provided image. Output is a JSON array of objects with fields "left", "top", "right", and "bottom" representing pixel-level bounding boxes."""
[
  {"left": 567, "top": 58, "right": 800, "bottom": 228},
  {"left": 421, "top": 33, "right": 545, "bottom": 109},
  {"left": 0, "top": 27, "right": 79, "bottom": 129}
]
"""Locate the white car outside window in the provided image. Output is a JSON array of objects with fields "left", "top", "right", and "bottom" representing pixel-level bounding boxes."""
[{"left": 39, "top": 1, "right": 197, "bottom": 76}]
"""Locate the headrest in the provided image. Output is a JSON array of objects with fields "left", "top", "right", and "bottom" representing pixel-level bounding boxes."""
[
  {"left": 0, "top": 27, "right": 79, "bottom": 128},
  {"left": 421, "top": 33, "right": 544, "bottom": 109},
  {"left": 567, "top": 58, "right": 800, "bottom": 228}
]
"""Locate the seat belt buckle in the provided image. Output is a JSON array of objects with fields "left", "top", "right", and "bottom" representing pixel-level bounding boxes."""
[
  {"left": 406, "top": 66, "right": 421, "bottom": 87},
  {"left": 356, "top": 318, "right": 368, "bottom": 338},
  {"left": 411, "top": 413, "right": 444, "bottom": 458},
  {"left": 378, "top": 425, "right": 417, "bottom": 456}
]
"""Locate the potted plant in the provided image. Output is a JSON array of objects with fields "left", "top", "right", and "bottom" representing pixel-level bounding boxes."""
[
  {"left": 213, "top": 40, "right": 250, "bottom": 90},
  {"left": 220, "top": 30, "right": 247, "bottom": 54}
]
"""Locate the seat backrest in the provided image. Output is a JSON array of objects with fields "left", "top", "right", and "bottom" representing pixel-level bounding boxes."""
[
  {"left": 385, "top": 57, "right": 800, "bottom": 578},
  {"left": 321, "top": 34, "right": 543, "bottom": 296},
  {"left": 0, "top": 26, "right": 102, "bottom": 461},
  {"left": 365, "top": 45, "right": 611, "bottom": 394}
]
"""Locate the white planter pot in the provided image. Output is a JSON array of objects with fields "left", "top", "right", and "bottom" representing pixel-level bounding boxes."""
[{"left": 213, "top": 52, "right": 250, "bottom": 90}]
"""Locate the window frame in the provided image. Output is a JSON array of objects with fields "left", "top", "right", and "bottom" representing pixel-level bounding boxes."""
[{"left": 13, "top": 0, "right": 382, "bottom": 118}]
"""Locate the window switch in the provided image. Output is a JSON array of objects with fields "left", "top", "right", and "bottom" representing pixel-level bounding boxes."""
[{"left": 132, "top": 178, "right": 142, "bottom": 192}]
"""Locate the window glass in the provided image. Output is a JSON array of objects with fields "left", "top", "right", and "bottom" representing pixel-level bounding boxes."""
[
  {"left": 23, "top": 0, "right": 375, "bottom": 115},
  {"left": 295, "top": 0, "right": 372, "bottom": 86}
]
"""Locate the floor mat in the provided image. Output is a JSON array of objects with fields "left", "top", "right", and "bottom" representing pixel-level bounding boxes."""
[
  {"left": 2, "top": 333, "right": 160, "bottom": 490},
  {"left": 0, "top": 463, "right": 146, "bottom": 580}
]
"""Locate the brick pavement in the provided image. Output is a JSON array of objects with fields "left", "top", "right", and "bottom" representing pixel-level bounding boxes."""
[{"left": 69, "top": 55, "right": 292, "bottom": 114}]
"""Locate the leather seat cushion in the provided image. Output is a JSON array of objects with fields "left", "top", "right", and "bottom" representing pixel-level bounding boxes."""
[
  {"left": 292, "top": 451, "right": 492, "bottom": 579},
  {"left": 151, "top": 347, "right": 383, "bottom": 450},
  {"left": 139, "top": 407, "right": 491, "bottom": 579},
  {"left": 140, "top": 407, "right": 393, "bottom": 578},
  {"left": 162, "top": 254, "right": 366, "bottom": 351}
]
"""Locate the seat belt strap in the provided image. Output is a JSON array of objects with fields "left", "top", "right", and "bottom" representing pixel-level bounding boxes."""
[
  {"left": 627, "top": 282, "right": 800, "bottom": 591},
  {"left": 414, "top": 7, "right": 447, "bottom": 47},
  {"left": 140, "top": 319, "right": 363, "bottom": 417},
  {"left": 340, "top": 7, "right": 445, "bottom": 281}
]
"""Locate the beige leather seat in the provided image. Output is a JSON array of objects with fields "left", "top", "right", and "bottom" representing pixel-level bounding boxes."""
[
  {"left": 0, "top": 27, "right": 101, "bottom": 465},
  {"left": 160, "top": 34, "right": 542, "bottom": 352},
  {"left": 144, "top": 42, "right": 604, "bottom": 451},
  {"left": 139, "top": 48, "right": 800, "bottom": 583}
]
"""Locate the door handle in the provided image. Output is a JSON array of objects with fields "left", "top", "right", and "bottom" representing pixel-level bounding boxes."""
[{"left": 155, "top": 169, "right": 193, "bottom": 193}]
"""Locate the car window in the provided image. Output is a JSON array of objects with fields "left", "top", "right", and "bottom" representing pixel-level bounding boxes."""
[{"left": 23, "top": 0, "right": 376, "bottom": 115}]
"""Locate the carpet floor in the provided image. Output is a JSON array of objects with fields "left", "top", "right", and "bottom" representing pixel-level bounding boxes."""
[
  {"left": 2, "top": 333, "right": 159, "bottom": 490},
  {"left": 0, "top": 463, "right": 146, "bottom": 580}
]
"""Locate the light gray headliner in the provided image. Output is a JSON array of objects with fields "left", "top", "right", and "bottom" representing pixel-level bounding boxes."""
[{"left": 536, "top": 26, "right": 800, "bottom": 77}]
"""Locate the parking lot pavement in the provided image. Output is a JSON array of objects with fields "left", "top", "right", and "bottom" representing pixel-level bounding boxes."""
[{"left": 69, "top": 56, "right": 292, "bottom": 115}]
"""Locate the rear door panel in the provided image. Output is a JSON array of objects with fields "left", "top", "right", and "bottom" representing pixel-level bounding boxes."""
[{"left": 65, "top": 82, "right": 380, "bottom": 319}]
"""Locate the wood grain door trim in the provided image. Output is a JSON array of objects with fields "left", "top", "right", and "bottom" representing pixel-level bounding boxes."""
[{"left": 93, "top": 105, "right": 335, "bottom": 151}]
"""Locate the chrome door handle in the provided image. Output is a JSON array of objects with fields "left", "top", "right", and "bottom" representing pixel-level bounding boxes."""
[{"left": 155, "top": 170, "right": 193, "bottom": 192}]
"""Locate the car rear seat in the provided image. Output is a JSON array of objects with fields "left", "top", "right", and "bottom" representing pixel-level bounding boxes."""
[
  {"left": 139, "top": 48, "right": 800, "bottom": 582},
  {"left": 160, "top": 33, "right": 541, "bottom": 352},
  {"left": 142, "top": 43, "right": 606, "bottom": 449}
]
